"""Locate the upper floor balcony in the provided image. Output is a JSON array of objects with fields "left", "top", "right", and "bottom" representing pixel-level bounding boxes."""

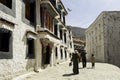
[
  {"left": 41, "top": 0, "right": 59, "bottom": 17},
  {"left": 41, "top": 0, "right": 67, "bottom": 24}
]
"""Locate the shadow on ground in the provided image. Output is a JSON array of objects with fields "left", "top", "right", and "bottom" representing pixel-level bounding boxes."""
[
  {"left": 86, "top": 67, "right": 95, "bottom": 69},
  {"left": 63, "top": 73, "right": 78, "bottom": 77},
  {"left": 79, "top": 67, "right": 94, "bottom": 69},
  {"left": 79, "top": 67, "right": 83, "bottom": 69}
]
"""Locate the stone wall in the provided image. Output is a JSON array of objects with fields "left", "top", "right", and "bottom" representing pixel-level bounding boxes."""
[
  {"left": 103, "top": 12, "right": 120, "bottom": 67},
  {"left": 0, "top": 0, "right": 36, "bottom": 79},
  {"left": 86, "top": 12, "right": 105, "bottom": 62},
  {"left": 86, "top": 11, "right": 120, "bottom": 67}
]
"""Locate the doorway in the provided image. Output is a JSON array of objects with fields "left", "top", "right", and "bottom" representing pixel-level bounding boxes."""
[{"left": 42, "top": 44, "right": 51, "bottom": 68}]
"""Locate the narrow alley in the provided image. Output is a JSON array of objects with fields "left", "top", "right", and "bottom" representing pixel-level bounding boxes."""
[{"left": 13, "top": 61, "right": 120, "bottom": 80}]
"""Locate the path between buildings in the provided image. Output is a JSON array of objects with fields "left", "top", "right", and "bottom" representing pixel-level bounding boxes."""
[{"left": 12, "top": 61, "right": 120, "bottom": 80}]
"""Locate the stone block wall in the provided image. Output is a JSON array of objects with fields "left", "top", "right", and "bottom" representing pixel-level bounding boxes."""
[
  {"left": 86, "top": 12, "right": 105, "bottom": 62},
  {"left": 86, "top": 11, "right": 120, "bottom": 67},
  {"left": 103, "top": 12, "right": 120, "bottom": 67},
  {"left": 0, "top": 0, "right": 36, "bottom": 79}
]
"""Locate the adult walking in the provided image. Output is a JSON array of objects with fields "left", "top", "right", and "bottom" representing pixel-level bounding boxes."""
[
  {"left": 69, "top": 50, "right": 80, "bottom": 74},
  {"left": 81, "top": 50, "right": 87, "bottom": 68}
]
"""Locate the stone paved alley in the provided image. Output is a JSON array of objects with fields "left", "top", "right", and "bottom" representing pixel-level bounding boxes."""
[{"left": 13, "top": 61, "right": 120, "bottom": 80}]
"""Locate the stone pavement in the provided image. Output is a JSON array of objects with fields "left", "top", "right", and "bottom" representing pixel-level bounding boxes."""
[{"left": 13, "top": 61, "right": 120, "bottom": 80}]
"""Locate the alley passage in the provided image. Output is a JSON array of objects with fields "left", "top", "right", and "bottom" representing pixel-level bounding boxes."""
[{"left": 13, "top": 61, "right": 120, "bottom": 80}]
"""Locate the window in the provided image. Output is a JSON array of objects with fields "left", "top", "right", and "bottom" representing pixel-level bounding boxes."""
[
  {"left": 54, "top": 24, "right": 58, "bottom": 36},
  {"left": 26, "top": 38, "right": 35, "bottom": 59},
  {"left": 53, "top": 0, "right": 56, "bottom": 4},
  {"left": 45, "top": 10, "right": 53, "bottom": 32},
  {"left": 0, "top": 28, "right": 11, "bottom": 52},
  {"left": 59, "top": 10, "right": 62, "bottom": 20},
  {"left": 41, "top": 7, "right": 44, "bottom": 27},
  {"left": 0, "top": 0, "right": 12, "bottom": 9},
  {"left": 63, "top": 15, "right": 65, "bottom": 24},
  {"left": 60, "top": 29, "right": 62, "bottom": 39},
  {"left": 25, "top": 0, "right": 35, "bottom": 23},
  {"left": 0, "top": 28, "right": 12, "bottom": 59},
  {"left": 64, "top": 32, "right": 66, "bottom": 43},
  {"left": 65, "top": 49, "right": 67, "bottom": 59},
  {"left": 55, "top": 47, "right": 58, "bottom": 59},
  {"left": 60, "top": 48, "right": 63, "bottom": 59}
]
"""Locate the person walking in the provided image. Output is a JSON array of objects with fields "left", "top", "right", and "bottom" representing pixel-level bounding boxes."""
[
  {"left": 69, "top": 50, "right": 80, "bottom": 74},
  {"left": 91, "top": 54, "right": 95, "bottom": 68},
  {"left": 81, "top": 50, "right": 87, "bottom": 68}
]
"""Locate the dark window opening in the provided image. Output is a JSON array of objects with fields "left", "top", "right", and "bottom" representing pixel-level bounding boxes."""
[
  {"left": 65, "top": 49, "right": 67, "bottom": 59},
  {"left": 60, "top": 11, "right": 62, "bottom": 20},
  {"left": 60, "top": 49, "right": 63, "bottom": 59},
  {"left": 25, "top": 0, "right": 36, "bottom": 23},
  {"left": 0, "top": 0, "right": 12, "bottom": 9},
  {"left": 54, "top": 24, "right": 58, "bottom": 36},
  {"left": 0, "top": 28, "right": 11, "bottom": 52},
  {"left": 53, "top": 0, "right": 56, "bottom": 5},
  {"left": 63, "top": 16, "right": 65, "bottom": 24},
  {"left": 27, "top": 38, "right": 35, "bottom": 59},
  {"left": 55, "top": 47, "right": 58, "bottom": 59},
  {"left": 60, "top": 29, "right": 62, "bottom": 39},
  {"left": 40, "top": 7, "right": 43, "bottom": 27},
  {"left": 64, "top": 32, "right": 66, "bottom": 43}
]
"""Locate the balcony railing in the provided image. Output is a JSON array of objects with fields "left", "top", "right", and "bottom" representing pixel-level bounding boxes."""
[
  {"left": 49, "top": 0, "right": 56, "bottom": 8},
  {"left": 49, "top": 0, "right": 60, "bottom": 14}
]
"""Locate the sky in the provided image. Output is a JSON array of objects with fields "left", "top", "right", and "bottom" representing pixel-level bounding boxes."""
[{"left": 62, "top": 0, "right": 120, "bottom": 28}]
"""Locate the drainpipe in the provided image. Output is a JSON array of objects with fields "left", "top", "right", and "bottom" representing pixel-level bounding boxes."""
[{"left": 34, "top": 0, "right": 41, "bottom": 72}]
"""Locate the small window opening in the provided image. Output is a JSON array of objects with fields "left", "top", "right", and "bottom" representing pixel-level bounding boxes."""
[
  {"left": 0, "top": 0, "right": 12, "bottom": 9},
  {"left": 65, "top": 49, "right": 67, "bottom": 59},
  {"left": 27, "top": 38, "right": 35, "bottom": 59},
  {"left": 54, "top": 24, "right": 58, "bottom": 36},
  {"left": 60, "top": 49, "right": 63, "bottom": 59},
  {"left": 0, "top": 28, "right": 11, "bottom": 52},
  {"left": 55, "top": 47, "right": 58, "bottom": 59},
  {"left": 25, "top": 0, "right": 35, "bottom": 23}
]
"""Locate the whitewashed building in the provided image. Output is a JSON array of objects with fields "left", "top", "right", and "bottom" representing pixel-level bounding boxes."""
[{"left": 0, "top": 0, "right": 74, "bottom": 79}]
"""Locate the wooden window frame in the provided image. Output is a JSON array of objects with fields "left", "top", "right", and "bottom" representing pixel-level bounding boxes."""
[{"left": 45, "top": 10, "right": 53, "bottom": 32}]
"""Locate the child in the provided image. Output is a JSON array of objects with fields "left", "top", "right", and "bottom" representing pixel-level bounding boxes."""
[{"left": 91, "top": 54, "right": 95, "bottom": 68}]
